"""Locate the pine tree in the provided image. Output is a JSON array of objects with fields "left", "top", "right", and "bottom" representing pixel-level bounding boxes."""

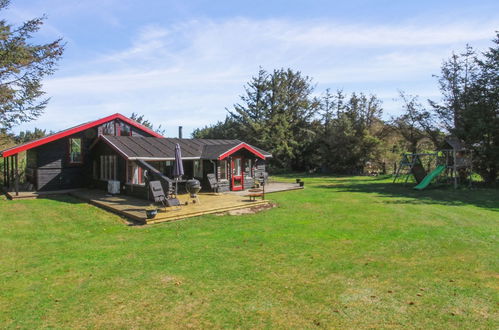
[
  {"left": 429, "top": 33, "right": 498, "bottom": 184},
  {"left": 228, "top": 68, "right": 319, "bottom": 170},
  {"left": 319, "top": 91, "right": 383, "bottom": 173},
  {"left": 462, "top": 33, "right": 499, "bottom": 184},
  {"left": 0, "top": 0, "right": 64, "bottom": 130}
]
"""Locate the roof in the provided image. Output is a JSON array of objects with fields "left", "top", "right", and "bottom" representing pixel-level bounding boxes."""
[
  {"left": 0, "top": 113, "right": 164, "bottom": 158},
  {"left": 100, "top": 135, "right": 272, "bottom": 160}
]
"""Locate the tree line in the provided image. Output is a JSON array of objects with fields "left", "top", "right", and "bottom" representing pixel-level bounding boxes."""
[
  {"left": 193, "top": 33, "right": 498, "bottom": 184},
  {"left": 0, "top": 0, "right": 496, "bottom": 185}
]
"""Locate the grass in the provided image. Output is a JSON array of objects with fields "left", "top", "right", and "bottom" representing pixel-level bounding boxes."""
[{"left": 0, "top": 175, "right": 498, "bottom": 328}]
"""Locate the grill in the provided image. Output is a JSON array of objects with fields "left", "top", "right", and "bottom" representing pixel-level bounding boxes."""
[{"left": 186, "top": 179, "right": 201, "bottom": 198}]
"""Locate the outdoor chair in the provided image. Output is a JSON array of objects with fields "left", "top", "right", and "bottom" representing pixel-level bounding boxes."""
[
  {"left": 206, "top": 173, "right": 221, "bottom": 194},
  {"left": 149, "top": 181, "right": 180, "bottom": 211}
]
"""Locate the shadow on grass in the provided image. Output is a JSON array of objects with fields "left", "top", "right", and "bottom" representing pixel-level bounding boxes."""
[
  {"left": 38, "top": 194, "right": 144, "bottom": 226},
  {"left": 276, "top": 172, "right": 393, "bottom": 183},
  {"left": 318, "top": 180, "right": 499, "bottom": 212},
  {"left": 40, "top": 194, "right": 85, "bottom": 204}
]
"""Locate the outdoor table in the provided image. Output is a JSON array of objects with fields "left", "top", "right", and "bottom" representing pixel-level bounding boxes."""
[{"left": 247, "top": 188, "right": 264, "bottom": 201}]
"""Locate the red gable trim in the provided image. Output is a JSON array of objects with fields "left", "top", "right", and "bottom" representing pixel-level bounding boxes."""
[
  {"left": 0, "top": 113, "right": 163, "bottom": 157},
  {"left": 218, "top": 142, "right": 266, "bottom": 160}
]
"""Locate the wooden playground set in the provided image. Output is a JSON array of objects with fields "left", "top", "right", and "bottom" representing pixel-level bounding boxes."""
[{"left": 393, "top": 136, "right": 473, "bottom": 190}]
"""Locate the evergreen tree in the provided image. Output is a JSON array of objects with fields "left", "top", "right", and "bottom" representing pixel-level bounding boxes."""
[
  {"left": 15, "top": 127, "right": 47, "bottom": 143},
  {"left": 228, "top": 68, "right": 320, "bottom": 170},
  {"left": 429, "top": 45, "right": 478, "bottom": 133},
  {"left": 0, "top": 0, "right": 64, "bottom": 130},
  {"left": 461, "top": 33, "right": 499, "bottom": 184},
  {"left": 429, "top": 33, "right": 498, "bottom": 184},
  {"left": 130, "top": 112, "right": 166, "bottom": 135},
  {"left": 319, "top": 91, "right": 384, "bottom": 173},
  {"left": 191, "top": 117, "right": 239, "bottom": 139}
]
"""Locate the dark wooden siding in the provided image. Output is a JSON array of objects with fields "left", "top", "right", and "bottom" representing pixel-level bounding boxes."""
[
  {"left": 34, "top": 129, "right": 96, "bottom": 191},
  {"left": 25, "top": 149, "right": 37, "bottom": 187},
  {"left": 36, "top": 168, "right": 86, "bottom": 191},
  {"left": 26, "top": 119, "right": 160, "bottom": 192}
]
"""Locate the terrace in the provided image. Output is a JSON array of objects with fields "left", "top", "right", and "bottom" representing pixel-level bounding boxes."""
[
  {"left": 70, "top": 189, "right": 270, "bottom": 224},
  {"left": 3, "top": 181, "right": 302, "bottom": 224}
]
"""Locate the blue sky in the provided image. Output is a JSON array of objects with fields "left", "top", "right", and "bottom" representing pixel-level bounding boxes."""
[{"left": 4, "top": 0, "right": 498, "bottom": 136}]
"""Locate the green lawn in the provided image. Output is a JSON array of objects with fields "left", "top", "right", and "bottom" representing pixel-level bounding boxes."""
[{"left": 1, "top": 176, "right": 498, "bottom": 328}]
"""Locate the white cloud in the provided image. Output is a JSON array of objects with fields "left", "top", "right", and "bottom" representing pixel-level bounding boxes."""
[{"left": 17, "top": 17, "right": 497, "bottom": 135}]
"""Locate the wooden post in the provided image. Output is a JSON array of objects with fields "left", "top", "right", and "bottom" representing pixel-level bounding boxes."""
[
  {"left": 262, "top": 180, "right": 265, "bottom": 200},
  {"left": 3, "top": 156, "right": 6, "bottom": 188},
  {"left": 6, "top": 156, "right": 10, "bottom": 189},
  {"left": 11, "top": 156, "right": 14, "bottom": 190},
  {"left": 2, "top": 157, "right": 5, "bottom": 187},
  {"left": 14, "top": 154, "right": 19, "bottom": 196},
  {"left": 10, "top": 156, "right": 14, "bottom": 191}
]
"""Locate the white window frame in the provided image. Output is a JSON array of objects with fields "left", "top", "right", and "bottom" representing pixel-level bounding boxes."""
[
  {"left": 100, "top": 155, "right": 117, "bottom": 181},
  {"left": 69, "top": 138, "right": 82, "bottom": 164}
]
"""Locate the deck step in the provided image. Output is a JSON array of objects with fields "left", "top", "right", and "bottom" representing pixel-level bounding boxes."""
[{"left": 146, "top": 201, "right": 270, "bottom": 224}]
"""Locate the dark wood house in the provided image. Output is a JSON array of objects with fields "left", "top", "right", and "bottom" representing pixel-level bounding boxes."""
[{"left": 1, "top": 114, "right": 271, "bottom": 198}]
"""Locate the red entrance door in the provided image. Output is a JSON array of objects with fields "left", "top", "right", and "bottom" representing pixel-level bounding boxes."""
[{"left": 231, "top": 157, "right": 244, "bottom": 191}]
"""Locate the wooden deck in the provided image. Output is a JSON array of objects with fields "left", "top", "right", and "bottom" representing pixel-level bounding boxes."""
[{"left": 70, "top": 189, "right": 269, "bottom": 224}]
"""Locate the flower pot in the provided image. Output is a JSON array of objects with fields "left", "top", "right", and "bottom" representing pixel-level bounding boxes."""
[
  {"left": 146, "top": 209, "right": 158, "bottom": 219},
  {"left": 299, "top": 181, "right": 305, "bottom": 187},
  {"left": 296, "top": 178, "right": 302, "bottom": 183}
]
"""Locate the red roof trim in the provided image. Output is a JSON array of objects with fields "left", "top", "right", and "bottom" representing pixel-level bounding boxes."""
[
  {"left": 218, "top": 142, "right": 266, "bottom": 160},
  {"left": 0, "top": 113, "right": 163, "bottom": 157}
]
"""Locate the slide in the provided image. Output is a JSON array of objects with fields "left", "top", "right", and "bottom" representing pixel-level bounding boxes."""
[{"left": 413, "top": 165, "right": 446, "bottom": 190}]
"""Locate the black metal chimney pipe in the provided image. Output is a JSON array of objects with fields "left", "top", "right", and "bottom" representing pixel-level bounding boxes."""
[{"left": 178, "top": 126, "right": 183, "bottom": 139}]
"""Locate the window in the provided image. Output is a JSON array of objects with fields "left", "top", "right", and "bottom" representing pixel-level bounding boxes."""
[
  {"left": 69, "top": 138, "right": 82, "bottom": 163},
  {"left": 127, "top": 161, "right": 144, "bottom": 185},
  {"left": 100, "top": 155, "right": 117, "bottom": 181},
  {"left": 233, "top": 158, "right": 241, "bottom": 176},
  {"left": 244, "top": 159, "right": 253, "bottom": 177},
  {"left": 119, "top": 122, "right": 131, "bottom": 136},
  {"left": 193, "top": 160, "right": 203, "bottom": 178},
  {"left": 149, "top": 161, "right": 171, "bottom": 177},
  {"left": 218, "top": 160, "right": 228, "bottom": 180},
  {"left": 102, "top": 122, "right": 115, "bottom": 135},
  {"left": 165, "top": 160, "right": 173, "bottom": 177}
]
